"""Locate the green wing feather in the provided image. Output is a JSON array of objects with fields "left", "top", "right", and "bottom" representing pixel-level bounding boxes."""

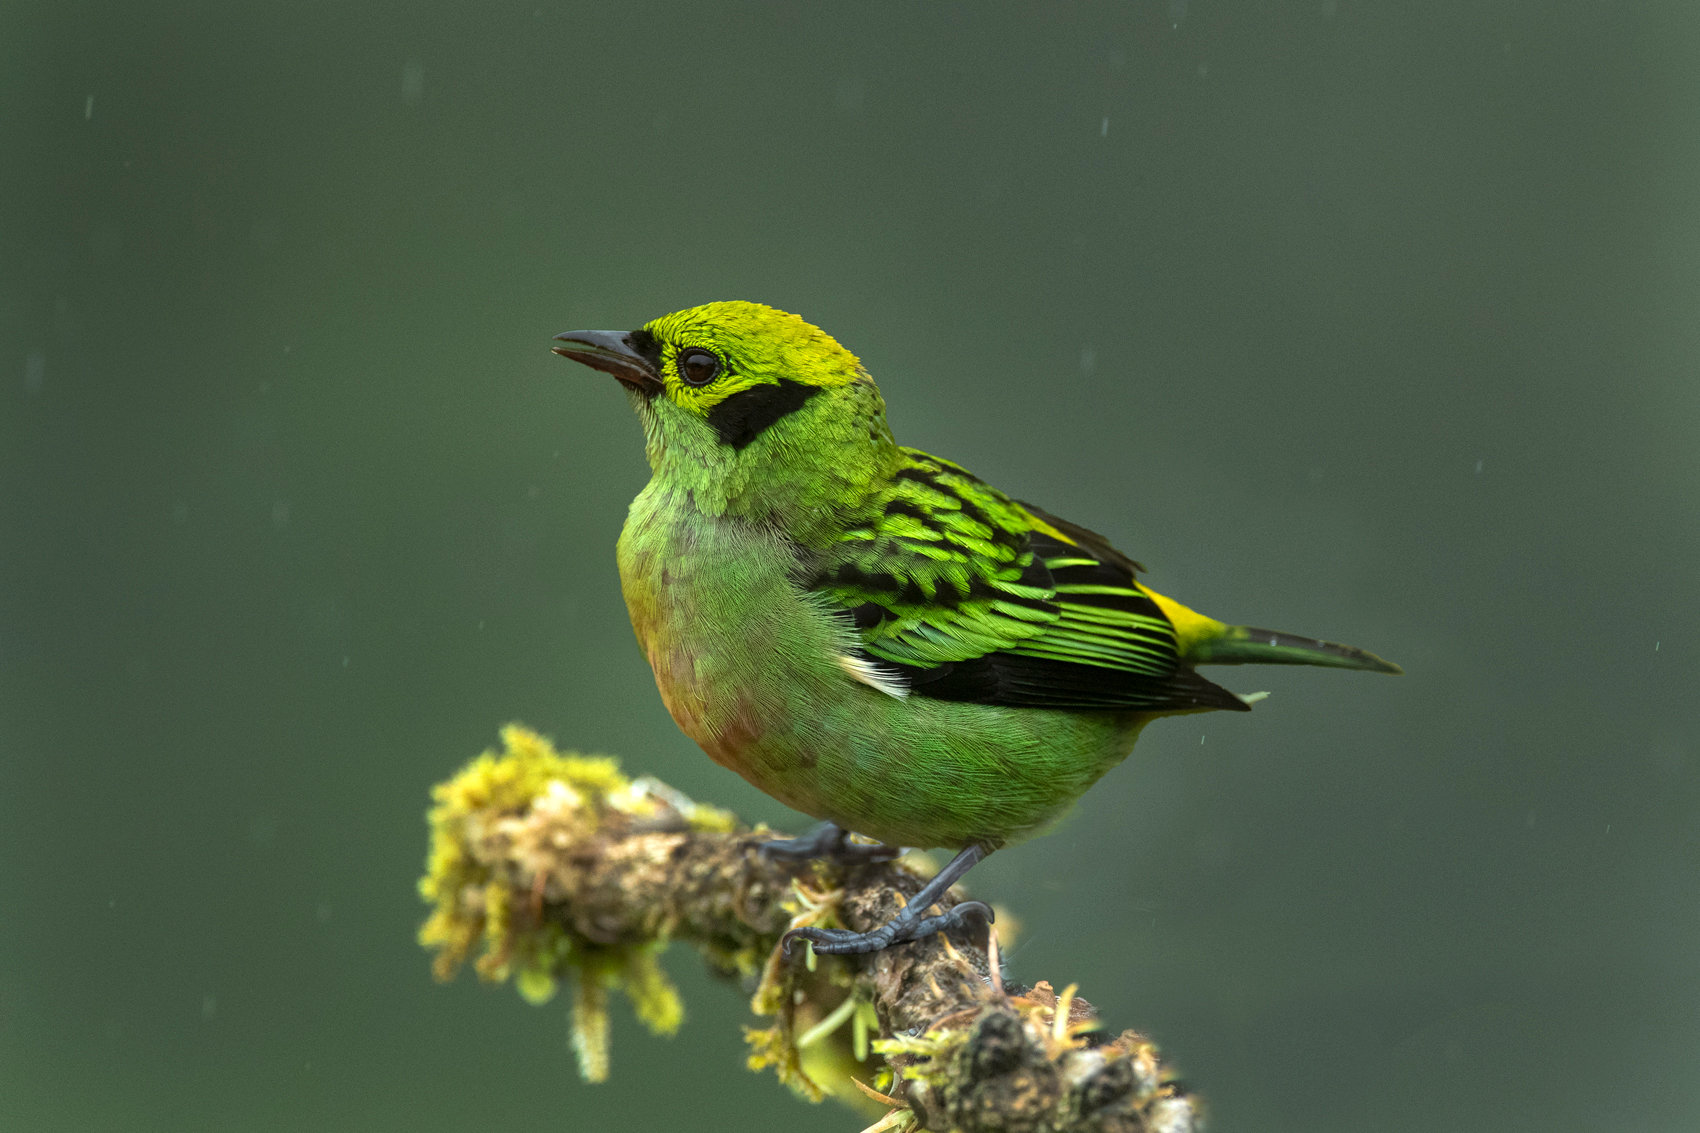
[{"left": 806, "top": 450, "right": 1246, "bottom": 713}]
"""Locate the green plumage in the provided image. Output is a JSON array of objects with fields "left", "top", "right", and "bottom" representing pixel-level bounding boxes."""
[
  {"left": 807, "top": 449, "right": 1243, "bottom": 714},
  {"left": 553, "top": 301, "right": 1398, "bottom": 855}
]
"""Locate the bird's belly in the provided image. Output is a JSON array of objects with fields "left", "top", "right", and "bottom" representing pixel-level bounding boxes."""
[{"left": 616, "top": 492, "right": 1147, "bottom": 847}]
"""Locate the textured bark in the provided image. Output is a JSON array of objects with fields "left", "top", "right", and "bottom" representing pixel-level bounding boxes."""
[{"left": 420, "top": 728, "right": 1200, "bottom": 1133}]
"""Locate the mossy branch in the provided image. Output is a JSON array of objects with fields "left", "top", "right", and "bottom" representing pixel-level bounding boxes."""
[{"left": 420, "top": 726, "right": 1201, "bottom": 1133}]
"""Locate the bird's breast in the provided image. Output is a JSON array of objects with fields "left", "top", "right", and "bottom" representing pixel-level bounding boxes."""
[{"left": 614, "top": 482, "right": 853, "bottom": 787}]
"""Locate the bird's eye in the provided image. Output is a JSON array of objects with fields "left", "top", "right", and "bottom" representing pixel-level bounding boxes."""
[{"left": 677, "top": 348, "right": 721, "bottom": 387}]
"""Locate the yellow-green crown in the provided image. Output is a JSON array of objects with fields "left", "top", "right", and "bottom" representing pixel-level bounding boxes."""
[{"left": 639, "top": 301, "right": 864, "bottom": 416}]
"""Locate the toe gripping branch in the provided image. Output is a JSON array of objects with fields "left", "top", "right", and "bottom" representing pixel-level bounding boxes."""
[
  {"left": 761, "top": 820, "right": 904, "bottom": 865},
  {"left": 776, "top": 842, "right": 995, "bottom": 956}
]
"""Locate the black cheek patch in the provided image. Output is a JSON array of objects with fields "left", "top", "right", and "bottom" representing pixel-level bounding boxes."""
[{"left": 704, "top": 379, "right": 822, "bottom": 449}]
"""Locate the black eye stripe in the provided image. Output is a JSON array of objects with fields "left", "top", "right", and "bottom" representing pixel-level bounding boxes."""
[
  {"left": 677, "top": 347, "right": 721, "bottom": 387},
  {"left": 704, "top": 379, "right": 821, "bottom": 449}
]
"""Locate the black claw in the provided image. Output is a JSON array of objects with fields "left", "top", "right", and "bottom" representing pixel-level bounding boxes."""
[
  {"left": 780, "top": 924, "right": 886, "bottom": 956},
  {"left": 899, "top": 900, "right": 994, "bottom": 946}
]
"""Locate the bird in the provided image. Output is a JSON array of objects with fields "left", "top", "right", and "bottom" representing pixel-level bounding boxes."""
[{"left": 552, "top": 301, "right": 1399, "bottom": 956}]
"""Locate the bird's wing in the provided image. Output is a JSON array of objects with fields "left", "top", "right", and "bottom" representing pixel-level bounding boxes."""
[{"left": 806, "top": 451, "right": 1247, "bottom": 712}]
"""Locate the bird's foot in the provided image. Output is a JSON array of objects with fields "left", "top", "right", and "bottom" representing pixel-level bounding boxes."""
[
  {"left": 778, "top": 842, "right": 993, "bottom": 956},
  {"left": 782, "top": 898, "right": 993, "bottom": 956},
  {"left": 760, "top": 821, "right": 900, "bottom": 865}
]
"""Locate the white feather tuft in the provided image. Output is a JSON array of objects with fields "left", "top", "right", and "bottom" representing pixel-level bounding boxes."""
[{"left": 836, "top": 653, "right": 910, "bottom": 700}]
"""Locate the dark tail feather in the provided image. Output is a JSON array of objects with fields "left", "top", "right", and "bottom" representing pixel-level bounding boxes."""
[{"left": 1192, "top": 625, "right": 1402, "bottom": 674}]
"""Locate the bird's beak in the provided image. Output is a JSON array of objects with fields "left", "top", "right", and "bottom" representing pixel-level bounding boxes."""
[{"left": 551, "top": 330, "right": 662, "bottom": 392}]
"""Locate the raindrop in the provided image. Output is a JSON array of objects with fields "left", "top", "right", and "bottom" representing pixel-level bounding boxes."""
[
  {"left": 22, "top": 350, "right": 45, "bottom": 394},
  {"left": 401, "top": 59, "right": 425, "bottom": 104}
]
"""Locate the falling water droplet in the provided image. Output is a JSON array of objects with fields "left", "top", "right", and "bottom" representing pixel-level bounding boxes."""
[
  {"left": 401, "top": 59, "right": 425, "bottom": 104},
  {"left": 22, "top": 351, "right": 45, "bottom": 394}
]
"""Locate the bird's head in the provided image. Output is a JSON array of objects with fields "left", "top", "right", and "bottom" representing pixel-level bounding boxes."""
[{"left": 553, "top": 301, "right": 898, "bottom": 529}]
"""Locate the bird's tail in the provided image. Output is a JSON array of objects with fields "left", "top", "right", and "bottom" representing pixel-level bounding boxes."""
[
  {"left": 1140, "top": 588, "right": 1402, "bottom": 675},
  {"left": 1190, "top": 624, "right": 1402, "bottom": 674}
]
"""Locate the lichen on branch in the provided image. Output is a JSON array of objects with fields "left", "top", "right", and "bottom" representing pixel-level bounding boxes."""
[{"left": 419, "top": 725, "right": 1200, "bottom": 1133}]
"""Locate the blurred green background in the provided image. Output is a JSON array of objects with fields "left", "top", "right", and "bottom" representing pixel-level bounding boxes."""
[{"left": 4, "top": 2, "right": 1698, "bottom": 1130}]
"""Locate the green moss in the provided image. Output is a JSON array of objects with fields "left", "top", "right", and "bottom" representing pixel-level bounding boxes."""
[
  {"left": 418, "top": 725, "right": 701, "bottom": 1083},
  {"left": 624, "top": 945, "right": 685, "bottom": 1036},
  {"left": 744, "top": 1022, "right": 825, "bottom": 1103},
  {"left": 571, "top": 965, "right": 612, "bottom": 1082}
]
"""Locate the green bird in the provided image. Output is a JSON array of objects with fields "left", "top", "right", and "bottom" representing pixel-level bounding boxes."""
[{"left": 552, "top": 301, "right": 1399, "bottom": 955}]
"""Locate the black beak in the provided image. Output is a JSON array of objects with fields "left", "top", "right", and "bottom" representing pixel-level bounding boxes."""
[{"left": 551, "top": 330, "right": 662, "bottom": 392}]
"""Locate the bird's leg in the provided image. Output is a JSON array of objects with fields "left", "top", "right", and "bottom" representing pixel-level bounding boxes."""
[
  {"left": 760, "top": 820, "right": 901, "bottom": 865},
  {"left": 781, "top": 844, "right": 994, "bottom": 956}
]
